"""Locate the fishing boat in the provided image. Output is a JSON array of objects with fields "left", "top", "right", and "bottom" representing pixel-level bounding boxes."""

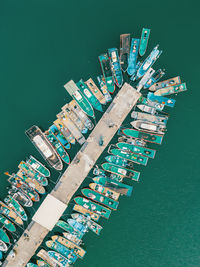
[
  {"left": 116, "top": 142, "right": 156, "bottom": 159},
  {"left": 37, "top": 260, "right": 51, "bottom": 267},
  {"left": 4, "top": 196, "right": 28, "bottom": 221},
  {"left": 93, "top": 167, "right": 123, "bottom": 182},
  {"left": 144, "top": 69, "right": 165, "bottom": 89},
  {"left": 102, "top": 162, "right": 140, "bottom": 181},
  {"left": 89, "top": 183, "right": 120, "bottom": 201},
  {"left": 0, "top": 240, "right": 8, "bottom": 252},
  {"left": 149, "top": 76, "right": 181, "bottom": 92},
  {"left": 0, "top": 201, "right": 23, "bottom": 226},
  {"left": 117, "top": 131, "right": 147, "bottom": 147},
  {"left": 154, "top": 83, "right": 187, "bottom": 96},
  {"left": 56, "top": 220, "right": 84, "bottom": 239},
  {"left": 25, "top": 125, "right": 63, "bottom": 171},
  {"left": 136, "top": 68, "right": 155, "bottom": 91},
  {"left": 147, "top": 92, "right": 176, "bottom": 108},
  {"left": 82, "top": 188, "right": 119, "bottom": 210},
  {"left": 54, "top": 118, "right": 75, "bottom": 145},
  {"left": 73, "top": 204, "right": 100, "bottom": 222},
  {"left": 18, "top": 161, "right": 48, "bottom": 186},
  {"left": 93, "top": 177, "right": 133, "bottom": 197},
  {"left": 0, "top": 229, "right": 10, "bottom": 243},
  {"left": 131, "top": 120, "right": 166, "bottom": 135},
  {"left": 97, "top": 75, "right": 112, "bottom": 102},
  {"left": 137, "top": 104, "right": 157, "bottom": 115},
  {"left": 119, "top": 34, "right": 130, "bottom": 72},
  {"left": 85, "top": 78, "right": 106, "bottom": 105},
  {"left": 139, "top": 28, "right": 151, "bottom": 56},
  {"left": 135, "top": 45, "right": 162, "bottom": 80},
  {"left": 131, "top": 111, "right": 168, "bottom": 125},
  {"left": 45, "top": 129, "right": 70, "bottom": 164},
  {"left": 71, "top": 213, "right": 102, "bottom": 235},
  {"left": 8, "top": 188, "right": 33, "bottom": 207},
  {"left": 67, "top": 219, "right": 88, "bottom": 234},
  {"left": 127, "top": 38, "right": 140, "bottom": 76},
  {"left": 48, "top": 250, "right": 72, "bottom": 267},
  {"left": 130, "top": 61, "right": 142, "bottom": 81},
  {"left": 105, "top": 155, "right": 132, "bottom": 168},
  {"left": 51, "top": 235, "right": 86, "bottom": 259},
  {"left": 98, "top": 53, "right": 115, "bottom": 93},
  {"left": 93, "top": 166, "right": 106, "bottom": 176},
  {"left": 108, "top": 48, "right": 123, "bottom": 88},
  {"left": 49, "top": 124, "right": 71, "bottom": 149},
  {"left": 138, "top": 96, "right": 164, "bottom": 111},
  {"left": 27, "top": 263, "right": 38, "bottom": 267},
  {"left": 62, "top": 232, "right": 82, "bottom": 245},
  {"left": 46, "top": 240, "right": 77, "bottom": 264},
  {"left": 26, "top": 156, "right": 50, "bottom": 177},
  {"left": 37, "top": 249, "right": 59, "bottom": 267},
  {"left": 74, "top": 197, "right": 111, "bottom": 219},
  {"left": 122, "top": 128, "right": 163, "bottom": 144},
  {"left": 0, "top": 214, "right": 16, "bottom": 232}
]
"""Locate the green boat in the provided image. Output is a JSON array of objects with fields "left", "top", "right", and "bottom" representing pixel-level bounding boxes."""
[
  {"left": 93, "top": 167, "right": 123, "bottom": 182},
  {"left": 89, "top": 182, "right": 120, "bottom": 201},
  {"left": 76, "top": 79, "right": 103, "bottom": 112},
  {"left": 81, "top": 188, "right": 119, "bottom": 210},
  {"left": 48, "top": 250, "right": 71, "bottom": 266},
  {"left": 4, "top": 195, "right": 28, "bottom": 221},
  {"left": 0, "top": 229, "right": 10, "bottom": 243},
  {"left": 71, "top": 213, "right": 102, "bottom": 235},
  {"left": 116, "top": 142, "right": 156, "bottom": 159},
  {"left": 0, "top": 201, "right": 23, "bottom": 226},
  {"left": 73, "top": 204, "right": 100, "bottom": 222},
  {"left": 74, "top": 197, "right": 111, "bottom": 219},
  {"left": 123, "top": 128, "right": 163, "bottom": 145},
  {"left": 154, "top": 83, "right": 187, "bottom": 96},
  {"left": 109, "top": 147, "right": 148, "bottom": 166},
  {"left": 139, "top": 28, "right": 151, "bottom": 56},
  {"left": 0, "top": 214, "right": 16, "bottom": 232},
  {"left": 45, "top": 130, "right": 70, "bottom": 165},
  {"left": 27, "top": 156, "right": 50, "bottom": 177},
  {"left": 19, "top": 161, "right": 48, "bottom": 186},
  {"left": 37, "top": 260, "right": 51, "bottom": 267},
  {"left": 102, "top": 163, "right": 140, "bottom": 181},
  {"left": 27, "top": 263, "right": 38, "bottom": 267},
  {"left": 64, "top": 80, "right": 95, "bottom": 118},
  {"left": 105, "top": 155, "right": 132, "bottom": 168},
  {"left": 56, "top": 220, "right": 84, "bottom": 239}
]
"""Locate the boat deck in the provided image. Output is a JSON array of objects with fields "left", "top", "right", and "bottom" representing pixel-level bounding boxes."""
[{"left": 4, "top": 83, "right": 141, "bottom": 267}]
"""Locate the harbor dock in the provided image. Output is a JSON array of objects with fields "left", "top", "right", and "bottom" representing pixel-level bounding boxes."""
[{"left": 4, "top": 83, "right": 141, "bottom": 267}]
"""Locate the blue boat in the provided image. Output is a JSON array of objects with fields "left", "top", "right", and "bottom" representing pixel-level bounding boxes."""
[
  {"left": 108, "top": 48, "right": 123, "bottom": 88},
  {"left": 49, "top": 125, "right": 70, "bottom": 150},
  {"left": 67, "top": 219, "right": 88, "bottom": 234},
  {"left": 130, "top": 61, "right": 142, "bottom": 81},
  {"left": 144, "top": 69, "right": 165, "bottom": 89},
  {"left": 127, "top": 38, "right": 140, "bottom": 76},
  {"left": 147, "top": 92, "right": 176, "bottom": 108},
  {"left": 97, "top": 75, "right": 112, "bottom": 103}
]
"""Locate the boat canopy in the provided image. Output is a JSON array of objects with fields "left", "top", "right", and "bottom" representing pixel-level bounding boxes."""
[{"left": 140, "top": 123, "right": 157, "bottom": 131}]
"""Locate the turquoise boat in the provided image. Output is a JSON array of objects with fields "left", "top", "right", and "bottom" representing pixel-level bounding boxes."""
[
  {"left": 98, "top": 53, "right": 115, "bottom": 93},
  {"left": 123, "top": 128, "right": 163, "bottom": 145},
  {"left": 105, "top": 155, "right": 132, "bottom": 168},
  {"left": 97, "top": 75, "right": 112, "bottom": 103},
  {"left": 149, "top": 76, "right": 181, "bottom": 92},
  {"left": 56, "top": 220, "right": 84, "bottom": 239},
  {"left": 64, "top": 80, "right": 95, "bottom": 118},
  {"left": 48, "top": 250, "right": 71, "bottom": 267},
  {"left": 127, "top": 38, "right": 140, "bottom": 76},
  {"left": 4, "top": 196, "right": 28, "bottom": 221},
  {"left": 108, "top": 48, "right": 123, "bottom": 88},
  {"left": 49, "top": 124, "right": 70, "bottom": 150},
  {"left": 147, "top": 92, "right": 176, "bottom": 108},
  {"left": 93, "top": 167, "right": 123, "bottom": 182},
  {"left": 102, "top": 162, "right": 140, "bottom": 181},
  {"left": 74, "top": 197, "right": 111, "bottom": 219},
  {"left": 138, "top": 95, "right": 164, "bottom": 111},
  {"left": 81, "top": 188, "right": 119, "bottom": 210},
  {"left": 27, "top": 156, "right": 50, "bottom": 177},
  {"left": 139, "top": 28, "right": 151, "bottom": 56},
  {"left": 154, "top": 83, "right": 187, "bottom": 96},
  {"left": 76, "top": 79, "right": 103, "bottom": 112},
  {"left": 0, "top": 229, "right": 10, "bottom": 243},
  {"left": 67, "top": 219, "right": 88, "bottom": 234},
  {"left": 116, "top": 142, "right": 156, "bottom": 159},
  {"left": 27, "top": 264, "right": 38, "bottom": 267},
  {"left": 0, "top": 214, "right": 16, "bottom": 232},
  {"left": 144, "top": 69, "right": 165, "bottom": 89}
]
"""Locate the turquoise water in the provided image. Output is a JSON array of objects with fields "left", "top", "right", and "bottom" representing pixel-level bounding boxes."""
[{"left": 0, "top": 0, "right": 200, "bottom": 266}]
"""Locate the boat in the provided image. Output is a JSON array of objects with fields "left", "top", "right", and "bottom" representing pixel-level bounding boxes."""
[
  {"left": 93, "top": 177, "right": 133, "bottom": 197},
  {"left": 137, "top": 104, "right": 157, "bottom": 115},
  {"left": 46, "top": 240, "right": 77, "bottom": 264},
  {"left": 144, "top": 69, "right": 165, "bottom": 89},
  {"left": 116, "top": 142, "right": 156, "bottom": 159},
  {"left": 76, "top": 79, "right": 103, "bottom": 112},
  {"left": 0, "top": 240, "right": 8, "bottom": 252},
  {"left": 131, "top": 111, "right": 168, "bottom": 125},
  {"left": 0, "top": 201, "right": 23, "bottom": 226},
  {"left": 45, "top": 129, "right": 70, "bottom": 164},
  {"left": 54, "top": 118, "right": 75, "bottom": 145},
  {"left": 105, "top": 155, "right": 132, "bottom": 168},
  {"left": 131, "top": 120, "right": 166, "bottom": 135},
  {"left": 117, "top": 130, "right": 147, "bottom": 147},
  {"left": 135, "top": 45, "right": 162, "bottom": 80},
  {"left": 85, "top": 78, "right": 106, "bottom": 105},
  {"left": 149, "top": 76, "right": 181, "bottom": 92},
  {"left": 93, "top": 167, "right": 123, "bottom": 182},
  {"left": 37, "top": 249, "right": 59, "bottom": 267},
  {"left": 25, "top": 125, "right": 63, "bottom": 171},
  {"left": 97, "top": 75, "right": 112, "bottom": 102},
  {"left": 4, "top": 196, "right": 28, "bottom": 221},
  {"left": 93, "top": 166, "right": 106, "bottom": 176},
  {"left": 0, "top": 229, "right": 10, "bottom": 243},
  {"left": 57, "top": 111, "right": 85, "bottom": 145},
  {"left": 74, "top": 197, "right": 111, "bottom": 219},
  {"left": 108, "top": 48, "right": 123, "bottom": 88},
  {"left": 62, "top": 232, "right": 82, "bottom": 245},
  {"left": 154, "top": 83, "right": 187, "bottom": 96},
  {"left": 127, "top": 38, "right": 140, "bottom": 76},
  {"left": 49, "top": 124, "right": 71, "bottom": 149},
  {"left": 102, "top": 162, "right": 140, "bottom": 181},
  {"left": 18, "top": 161, "right": 48, "bottom": 186},
  {"left": 81, "top": 188, "right": 119, "bottom": 210},
  {"left": 98, "top": 53, "right": 115, "bottom": 93},
  {"left": 48, "top": 250, "right": 72, "bottom": 267},
  {"left": 26, "top": 156, "right": 50, "bottom": 177},
  {"left": 71, "top": 213, "right": 102, "bottom": 235},
  {"left": 136, "top": 68, "right": 155, "bottom": 91},
  {"left": 8, "top": 188, "right": 33, "bottom": 207},
  {"left": 89, "top": 183, "right": 120, "bottom": 201},
  {"left": 130, "top": 61, "right": 142, "bottom": 81},
  {"left": 0, "top": 214, "right": 16, "bottom": 232},
  {"left": 73, "top": 204, "right": 100, "bottom": 222},
  {"left": 122, "top": 128, "right": 163, "bottom": 144},
  {"left": 64, "top": 80, "right": 95, "bottom": 118},
  {"left": 27, "top": 264, "right": 38, "bottom": 267},
  {"left": 138, "top": 96, "right": 164, "bottom": 111},
  {"left": 67, "top": 219, "right": 88, "bottom": 234},
  {"left": 147, "top": 92, "right": 176, "bottom": 108},
  {"left": 51, "top": 235, "right": 86, "bottom": 259},
  {"left": 56, "top": 220, "right": 84, "bottom": 239},
  {"left": 119, "top": 34, "right": 130, "bottom": 72},
  {"left": 139, "top": 28, "right": 151, "bottom": 56},
  {"left": 37, "top": 260, "right": 51, "bottom": 267}
]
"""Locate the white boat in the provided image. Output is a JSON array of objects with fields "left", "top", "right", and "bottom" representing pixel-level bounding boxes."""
[
  {"left": 137, "top": 104, "right": 156, "bottom": 114},
  {"left": 131, "top": 120, "right": 166, "bottom": 135}
]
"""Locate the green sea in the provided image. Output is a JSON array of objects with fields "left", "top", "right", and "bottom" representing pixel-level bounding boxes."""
[{"left": 0, "top": 0, "right": 199, "bottom": 266}]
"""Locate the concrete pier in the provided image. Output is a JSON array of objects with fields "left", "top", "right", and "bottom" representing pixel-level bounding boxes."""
[{"left": 4, "top": 83, "right": 141, "bottom": 267}]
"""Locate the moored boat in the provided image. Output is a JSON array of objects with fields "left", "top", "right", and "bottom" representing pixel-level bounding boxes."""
[
  {"left": 0, "top": 201, "right": 23, "bottom": 226},
  {"left": 49, "top": 124, "right": 71, "bottom": 149},
  {"left": 139, "top": 28, "right": 151, "bottom": 56},
  {"left": 149, "top": 76, "right": 181, "bottom": 92},
  {"left": 73, "top": 204, "right": 100, "bottom": 222},
  {"left": 147, "top": 92, "right": 176, "bottom": 108},
  {"left": 105, "top": 155, "right": 132, "bottom": 168},
  {"left": 37, "top": 249, "right": 58, "bottom": 267},
  {"left": 127, "top": 38, "right": 140, "bottom": 76},
  {"left": 26, "top": 156, "right": 50, "bottom": 177},
  {"left": 56, "top": 220, "right": 84, "bottom": 239},
  {"left": 4, "top": 196, "right": 28, "bottom": 221},
  {"left": 136, "top": 68, "right": 155, "bottom": 91},
  {"left": 27, "top": 263, "right": 38, "bottom": 267},
  {"left": 67, "top": 219, "right": 88, "bottom": 234},
  {"left": 8, "top": 188, "right": 33, "bottom": 207},
  {"left": 89, "top": 182, "right": 120, "bottom": 200},
  {"left": 37, "top": 260, "right": 51, "bottom": 267},
  {"left": 154, "top": 83, "right": 187, "bottom": 96},
  {"left": 62, "top": 232, "right": 82, "bottom": 245},
  {"left": 138, "top": 96, "right": 164, "bottom": 111},
  {"left": 54, "top": 118, "right": 75, "bottom": 145},
  {"left": 119, "top": 34, "right": 130, "bottom": 72},
  {"left": 0, "top": 240, "right": 8, "bottom": 252},
  {"left": 123, "top": 128, "right": 163, "bottom": 144},
  {"left": 48, "top": 250, "right": 71, "bottom": 267},
  {"left": 144, "top": 69, "right": 165, "bottom": 89},
  {"left": 97, "top": 75, "right": 112, "bottom": 102},
  {"left": 137, "top": 104, "right": 157, "bottom": 115},
  {"left": 131, "top": 111, "right": 168, "bottom": 125},
  {"left": 0, "top": 214, "right": 16, "bottom": 232},
  {"left": 85, "top": 78, "right": 106, "bottom": 105},
  {"left": 0, "top": 229, "right": 10, "bottom": 243},
  {"left": 131, "top": 120, "right": 166, "bottom": 135},
  {"left": 108, "top": 48, "right": 123, "bottom": 88}
]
